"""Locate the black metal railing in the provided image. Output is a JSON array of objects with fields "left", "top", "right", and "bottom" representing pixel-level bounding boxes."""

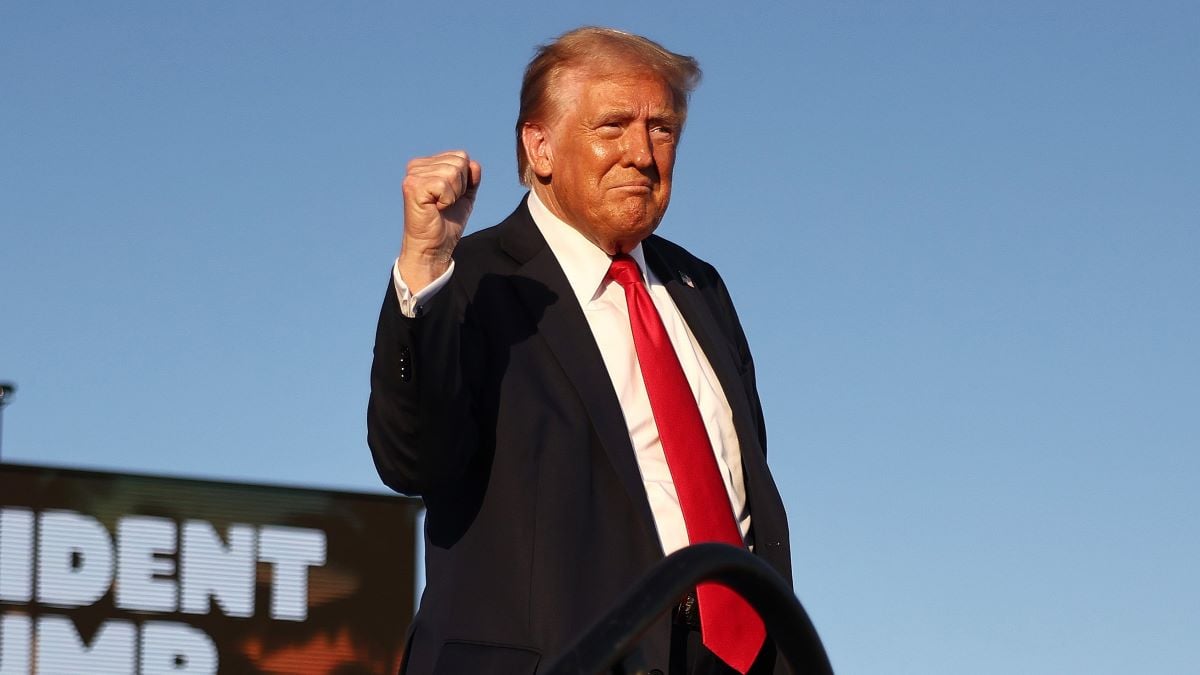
[{"left": 542, "top": 543, "right": 834, "bottom": 674}]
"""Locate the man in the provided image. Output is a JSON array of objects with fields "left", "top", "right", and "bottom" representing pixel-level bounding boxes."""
[{"left": 368, "top": 27, "right": 792, "bottom": 675}]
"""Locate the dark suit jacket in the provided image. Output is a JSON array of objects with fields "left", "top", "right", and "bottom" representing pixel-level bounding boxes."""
[{"left": 368, "top": 197, "right": 792, "bottom": 674}]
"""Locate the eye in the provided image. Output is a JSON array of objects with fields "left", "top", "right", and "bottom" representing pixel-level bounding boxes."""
[
  {"left": 650, "top": 124, "right": 676, "bottom": 141},
  {"left": 596, "top": 121, "right": 623, "bottom": 138}
]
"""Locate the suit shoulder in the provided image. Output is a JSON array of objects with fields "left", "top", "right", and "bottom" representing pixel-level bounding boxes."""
[
  {"left": 451, "top": 199, "right": 535, "bottom": 269},
  {"left": 644, "top": 234, "right": 721, "bottom": 279},
  {"left": 455, "top": 219, "right": 504, "bottom": 252},
  {"left": 448, "top": 220, "right": 512, "bottom": 279}
]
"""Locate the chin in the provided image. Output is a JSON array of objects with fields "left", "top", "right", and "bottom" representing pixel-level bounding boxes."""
[{"left": 611, "top": 202, "right": 664, "bottom": 230}]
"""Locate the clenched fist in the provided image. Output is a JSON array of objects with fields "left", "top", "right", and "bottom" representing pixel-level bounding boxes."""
[{"left": 399, "top": 151, "right": 482, "bottom": 292}]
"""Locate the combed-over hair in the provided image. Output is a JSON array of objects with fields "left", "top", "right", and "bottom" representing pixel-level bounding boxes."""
[{"left": 515, "top": 27, "right": 702, "bottom": 185}]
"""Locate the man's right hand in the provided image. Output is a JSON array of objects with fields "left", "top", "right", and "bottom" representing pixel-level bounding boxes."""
[{"left": 399, "top": 151, "right": 482, "bottom": 293}]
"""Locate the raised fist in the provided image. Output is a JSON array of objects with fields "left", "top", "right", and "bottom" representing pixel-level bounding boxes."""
[{"left": 399, "top": 151, "right": 482, "bottom": 291}]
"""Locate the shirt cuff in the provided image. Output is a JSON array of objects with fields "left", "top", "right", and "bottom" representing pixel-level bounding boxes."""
[{"left": 392, "top": 258, "right": 455, "bottom": 318}]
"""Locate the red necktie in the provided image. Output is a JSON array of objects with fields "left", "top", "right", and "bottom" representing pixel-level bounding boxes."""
[{"left": 607, "top": 254, "right": 765, "bottom": 674}]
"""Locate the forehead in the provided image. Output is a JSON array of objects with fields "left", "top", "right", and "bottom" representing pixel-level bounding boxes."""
[{"left": 553, "top": 64, "right": 678, "bottom": 115}]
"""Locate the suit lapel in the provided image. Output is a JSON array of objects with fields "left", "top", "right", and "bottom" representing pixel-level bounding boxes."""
[
  {"left": 643, "top": 242, "right": 763, "bottom": 458},
  {"left": 498, "top": 204, "right": 661, "bottom": 541}
]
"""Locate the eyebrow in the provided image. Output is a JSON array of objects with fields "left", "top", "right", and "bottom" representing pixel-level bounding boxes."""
[
  {"left": 649, "top": 112, "right": 682, "bottom": 126},
  {"left": 590, "top": 108, "right": 681, "bottom": 125}
]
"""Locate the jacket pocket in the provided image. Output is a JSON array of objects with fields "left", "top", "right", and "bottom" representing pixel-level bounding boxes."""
[{"left": 432, "top": 640, "right": 541, "bottom": 675}]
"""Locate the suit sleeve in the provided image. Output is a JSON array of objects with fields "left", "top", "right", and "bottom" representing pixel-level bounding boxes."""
[{"left": 367, "top": 272, "right": 484, "bottom": 496}]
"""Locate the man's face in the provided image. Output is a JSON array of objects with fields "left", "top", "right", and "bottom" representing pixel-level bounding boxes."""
[{"left": 529, "top": 66, "right": 681, "bottom": 254}]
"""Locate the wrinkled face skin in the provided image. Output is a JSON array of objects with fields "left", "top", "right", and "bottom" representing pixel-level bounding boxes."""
[{"left": 524, "top": 65, "right": 682, "bottom": 254}]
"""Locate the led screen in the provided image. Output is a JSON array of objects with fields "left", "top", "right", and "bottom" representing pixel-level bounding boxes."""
[{"left": 0, "top": 462, "right": 419, "bottom": 674}]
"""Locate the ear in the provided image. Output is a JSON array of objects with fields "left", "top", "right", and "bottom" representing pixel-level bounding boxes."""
[{"left": 521, "top": 122, "right": 554, "bottom": 179}]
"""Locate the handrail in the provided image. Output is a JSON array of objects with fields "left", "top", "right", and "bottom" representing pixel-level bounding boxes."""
[{"left": 542, "top": 543, "right": 834, "bottom": 674}]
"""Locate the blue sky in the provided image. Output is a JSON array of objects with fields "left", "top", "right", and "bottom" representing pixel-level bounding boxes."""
[{"left": 2, "top": 2, "right": 1197, "bottom": 673}]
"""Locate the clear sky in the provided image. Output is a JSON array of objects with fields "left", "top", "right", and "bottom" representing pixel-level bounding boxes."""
[{"left": 2, "top": 2, "right": 1197, "bottom": 673}]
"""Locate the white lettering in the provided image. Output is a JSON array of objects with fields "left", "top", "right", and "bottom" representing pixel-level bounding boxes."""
[
  {"left": 116, "top": 516, "right": 178, "bottom": 613},
  {"left": 36, "top": 615, "right": 135, "bottom": 673},
  {"left": 257, "top": 526, "right": 325, "bottom": 621},
  {"left": 0, "top": 613, "right": 31, "bottom": 675},
  {"left": 37, "top": 511, "right": 112, "bottom": 608},
  {"left": 180, "top": 521, "right": 255, "bottom": 618},
  {"left": 140, "top": 621, "right": 217, "bottom": 674},
  {"left": 0, "top": 508, "right": 34, "bottom": 603}
]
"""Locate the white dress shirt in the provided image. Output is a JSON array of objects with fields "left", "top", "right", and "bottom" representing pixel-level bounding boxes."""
[{"left": 392, "top": 191, "right": 751, "bottom": 555}]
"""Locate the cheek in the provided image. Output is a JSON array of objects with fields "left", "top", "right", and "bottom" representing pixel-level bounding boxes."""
[
  {"left": 654, "top": 147, "right": 676, "bottom": 175},
  {"left": 588, "top": 143, "right": 614, "bottom": 174}
]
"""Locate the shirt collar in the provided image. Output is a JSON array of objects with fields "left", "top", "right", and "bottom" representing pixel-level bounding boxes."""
[{"left": 527, "top": 189, "right": 649, "bottom": 306}]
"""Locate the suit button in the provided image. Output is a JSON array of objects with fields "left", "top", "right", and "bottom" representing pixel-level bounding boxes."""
[{"left": 398, "top": 346, "right": 412, "bottom": 382}]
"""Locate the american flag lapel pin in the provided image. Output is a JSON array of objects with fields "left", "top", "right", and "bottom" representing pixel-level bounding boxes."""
[{"left": 680, "top": 272, "right": 695, "bottom": 288}]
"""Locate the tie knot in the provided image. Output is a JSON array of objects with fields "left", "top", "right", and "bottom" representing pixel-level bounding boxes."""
[{"left": 607, "top": 255, "right": 643, "bottom": 288}]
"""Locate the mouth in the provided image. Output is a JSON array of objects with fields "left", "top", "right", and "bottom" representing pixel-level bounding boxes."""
[{"left": 610, "top": 182, "right": 653, "bottom": 194}]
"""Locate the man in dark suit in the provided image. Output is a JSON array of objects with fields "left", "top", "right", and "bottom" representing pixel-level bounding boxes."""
[{"left": 368, "top": 27, "right": 792, "bottom": 675}]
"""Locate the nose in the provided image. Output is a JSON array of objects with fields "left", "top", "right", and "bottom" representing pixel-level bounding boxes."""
[{"left": 623, "top": 125, "right": 653, "bottom": 169}]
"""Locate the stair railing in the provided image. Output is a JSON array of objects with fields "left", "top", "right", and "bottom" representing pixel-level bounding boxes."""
[{"left": 542, "top": 542, "right": 834, "bottom": 675}]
